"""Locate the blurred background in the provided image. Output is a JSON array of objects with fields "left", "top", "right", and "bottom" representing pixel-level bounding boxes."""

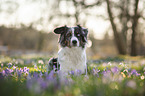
[{"left": 0, "top": 0, "right": 144, "bottom": 58}]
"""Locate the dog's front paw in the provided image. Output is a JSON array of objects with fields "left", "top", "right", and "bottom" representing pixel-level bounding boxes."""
[{"left": 48, "top": 57, "right": 60, "bottom": 71}]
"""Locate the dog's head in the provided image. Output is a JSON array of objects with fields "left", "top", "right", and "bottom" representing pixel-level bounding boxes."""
[{"left": 54, "top": 25, "right": 88, "bottom": 48}]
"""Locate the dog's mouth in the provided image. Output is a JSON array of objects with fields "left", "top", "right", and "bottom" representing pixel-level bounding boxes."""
[{"left": 72, "top": 44, "right": 77, "bottom": 47}]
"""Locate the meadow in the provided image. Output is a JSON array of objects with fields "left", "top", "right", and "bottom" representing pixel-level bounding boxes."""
[{"left": 0, "top": 55, "right": 145, "bottom": 96}]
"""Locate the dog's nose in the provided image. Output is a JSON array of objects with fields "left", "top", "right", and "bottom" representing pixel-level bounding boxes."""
[{"left": 72, "top": 40, "right": 77, "bottom": 45}]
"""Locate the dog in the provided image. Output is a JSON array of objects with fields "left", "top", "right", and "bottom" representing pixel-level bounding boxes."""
[{"left": 48, "top": 25, "right": 88, "bottom": 74}]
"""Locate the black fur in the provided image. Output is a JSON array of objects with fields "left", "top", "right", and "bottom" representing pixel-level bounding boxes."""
[
  {"left": 54, "top": 25, "right": 68, "bottom": 34},
  {"left": 48, "top": 58, "right": 60, "bottom": 71}
]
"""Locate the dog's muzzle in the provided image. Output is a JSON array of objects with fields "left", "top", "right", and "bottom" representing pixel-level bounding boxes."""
[
  {"left": 71, "top": 37, "right": 79, "bottom": 47},
  {"left": 72, "top": 40, "right": 77, "bottom": 46}
]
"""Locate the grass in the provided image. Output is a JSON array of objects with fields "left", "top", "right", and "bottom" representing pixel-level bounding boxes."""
[{"left": 0, "top": 55, "right": 145, "bottom": 96}]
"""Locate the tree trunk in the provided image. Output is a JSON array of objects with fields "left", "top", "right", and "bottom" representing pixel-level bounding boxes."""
[
  {"left": 106, "top": 0, "right": 126, "bottom": 55},
  {"left": 131, "top": 0, "right": 139, "bottom": 56},
  {"left": 37, "top": 32, "right": 44, "bottom": 51}
]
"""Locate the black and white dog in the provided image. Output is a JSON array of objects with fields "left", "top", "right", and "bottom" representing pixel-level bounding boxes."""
[{"left": 49, "top": 25, "right": 88, "bottom": 74}]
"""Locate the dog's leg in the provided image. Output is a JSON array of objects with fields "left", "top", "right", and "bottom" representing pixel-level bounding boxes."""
[{"left": 48, "top": 58, "right": 60, "bottom": 71}]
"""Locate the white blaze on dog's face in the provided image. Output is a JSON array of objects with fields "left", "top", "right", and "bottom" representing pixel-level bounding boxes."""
[
  {"left": 70, "top": 27, "right": 79, "bottom": 47},
  {"left": 54, "top": 25, "right": 88, "bottom": 48}
]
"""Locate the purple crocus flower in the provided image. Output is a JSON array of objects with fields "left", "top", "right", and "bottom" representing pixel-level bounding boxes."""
[
  {"left": 128, "top": 68, "right": 131, "bottom": 72},
  {"left": 23, "top": 67, "right": 29, "bottom": 74},
  {"left": 2, "top": 68, "right": 13, "bottom": 76},
  {"left": 5, "top": 68, "right": 10, "bottom": 75},
  {"left": 26, "top": 68, "right": 29, "bottom": 72},
  {"left": 102, "top": 69, "right": 111, "bottom": 77},
  {"left": 131, "top": 69, "right": 141, "bottom": 76},
  {"left": 75, "top": 69, "right": 82, "bottom": 76},
  {"left": 34, "top": 64, "right": 37, "bottom": 69},
  {"left": 92, "top": 68, "right": 100, "bottom": 77},
  {"left": 12, "top": 65, "right": 17, "bottom": 69},
  {"left": 106, "top": 70, "right": 111, "bottom": 73},
  {"left": 111, "top": 67, "right": 119, "bottom": 73},
  {"left": 102, "top": 70, "right": 106, "bottom": 75},
  {"left": 69, "top": 71, "right": 75, "bottom": 75},
  {"left": 9, "top": 69, "right": 13, "bottom": 73},
  {"left": 2, "top": 70, "right": 5, "bottom": 76},
  {"left": 131, "top": 69, "right": 137, "bottom": 75},
  {"left": 136, "top": 73, "right": 141, "bottom": 76},
  {"left": 17, "top": 68, "right": 23, "bottom": 78},
  {"left": 8, "top": 63, "right": 12, "bottom": 68},
  {"left": 19, "top": 68, "right": 23, "bottom": 73},
  {"left": 24, "top": 67, "right": 27, "bottom": 71}
]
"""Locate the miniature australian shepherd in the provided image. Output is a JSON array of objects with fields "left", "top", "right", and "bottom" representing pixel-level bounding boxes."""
[{"left": 48, "top": 25, "right": 88, "bottom": 74}]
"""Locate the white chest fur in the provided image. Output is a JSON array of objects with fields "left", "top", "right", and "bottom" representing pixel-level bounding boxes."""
[{"left": 58, "top": 47, "right": 87, "bottom": 73}]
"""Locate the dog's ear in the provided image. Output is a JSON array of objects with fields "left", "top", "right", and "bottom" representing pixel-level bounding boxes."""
[
  {"left": 82, "top": 28, "right": 88, "bottom": 42},
  {"left": 54, "top": 25, "right": 67, "bottom": 34},
  {"left": 83, "top": 28, "right": 88, "bottom": 36},
  {"left": 77, "top": 25, "right": 88, "bottom": 42},
  {"left": 77, "top": 25, "right": 88, "bottom": 36}
]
